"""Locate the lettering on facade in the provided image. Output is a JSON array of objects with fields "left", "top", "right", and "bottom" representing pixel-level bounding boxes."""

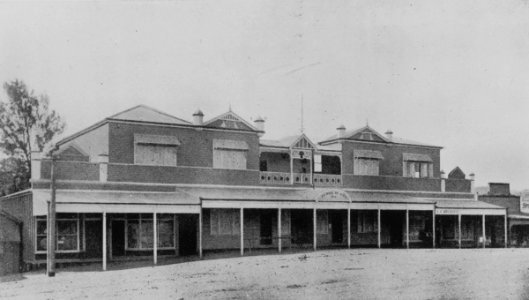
[
  {"left": 521, "top": 192, "right": 529, "bottom": 214},
  {"left": 316, "top": 190, "right": 350, "bottom": 202},
  {"left": 435, "top": 209, "right": 460, "bottom": 215}
]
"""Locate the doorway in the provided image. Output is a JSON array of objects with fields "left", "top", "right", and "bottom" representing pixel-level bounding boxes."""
[
  {"left": 111, "top": 220, "right": 125, "bottom": 257},
  {"left": 330, "top": 211, "right": 344, "bottom": 244},
  {"left": 382, "top": 211, "right": 405, "bottom": 248},
  {"left": 291, "top": 209, "right": 313, "bottom": 245},
  {"left": 85, "top": 220, "right": 102, "bottom": 258},
  {"left": 260, "top": 210, "right": 273, "bottom": 245},
  {"left": 179, "top": 214, "right": 198, "bottom": 256}
]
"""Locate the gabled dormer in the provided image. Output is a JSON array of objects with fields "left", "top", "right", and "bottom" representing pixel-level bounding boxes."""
[{"left": 320, "top": 125, "right": 390, "bottom": 145}]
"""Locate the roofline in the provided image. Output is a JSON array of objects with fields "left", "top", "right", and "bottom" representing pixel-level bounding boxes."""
[
  {"left": 107, "top": 119, "right": 264, "bottom": 134},
  {"left": 0, "top": 188, "right": 32, "bottom": 201},
  {"left": 319, "top": 138, "right": 444, "bottom": 149},
  {"left": 203, "top": 110, "right": 259, "bottom": 131},
  {"left": 108, "top": 104, "right": 192, "bottom": 125},
  {"left": 56, "top": 119, "right": 109, "bottom": 147}
]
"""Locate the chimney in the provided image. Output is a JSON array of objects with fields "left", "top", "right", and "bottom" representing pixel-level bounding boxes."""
[
  {"left": 337, "top": 124, "right": 346, "bottom": 138},
  {"left": 193, "top": 109, "right": 204, "bottom": 125},
  {"left": 488, "top": 182, "right": 510, "bottom": 196},
  {"left": 254, "top": 116, "right": 265, "bottom": 137},
  {"left": 469, "top": 172, "right": 475, "bottom": 193},
  {"left": 385, "top": 129, "right": 393, "bottom": 140}
]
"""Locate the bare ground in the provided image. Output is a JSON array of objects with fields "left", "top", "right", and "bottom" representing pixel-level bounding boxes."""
[{"left": 2, "top": 248, "right": 529, "bottom": 299}]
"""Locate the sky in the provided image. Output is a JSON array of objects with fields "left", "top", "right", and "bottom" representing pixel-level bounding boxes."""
[{"left": 1, "top": 0, "right": 529, "bottom": 190}]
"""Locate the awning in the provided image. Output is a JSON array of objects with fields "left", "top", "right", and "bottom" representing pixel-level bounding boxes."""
[
  {"left": 32, "top": 189, "right": 199, "bottom": 215},
  {"left": 353, "top": 150, "right": 384, "bottom": 160},
  {"left": 134, "top": 134, "right": 180, "bottom": 145},
  {"left": 403, "top": 153, "right": 433, "bottom": 162},
  {"left": 434, "top": 199, "right": 506, "bottom": 215},
  {"left": 213, "top": 139, "right": 249, "bottom": 151}
]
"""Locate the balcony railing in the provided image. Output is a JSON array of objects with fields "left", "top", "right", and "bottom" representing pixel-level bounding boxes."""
[
  {"left": 260, "top": 171, "right": 291, "bottom": 185},
  {"left": 292, "top": 173, "right": 312, "bottom": 185},
  {"left": 313, "top": 174, "right": 342, "bottom": 187}
]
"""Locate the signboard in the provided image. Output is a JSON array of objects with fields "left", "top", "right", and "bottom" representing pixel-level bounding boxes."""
[
  {"left": 316, "top": 190, "right": 350, "bottom": 202},
  {"left": 521, "top": 192, "right": 529, "bottom": 214},
  {"left": 435, "top": 209, "right": 460, "bottom": 215}
]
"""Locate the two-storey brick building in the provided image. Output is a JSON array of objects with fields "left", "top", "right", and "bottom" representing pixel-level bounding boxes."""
[{"left": 0, "top": 105, "right": 508, "bottom": 270}]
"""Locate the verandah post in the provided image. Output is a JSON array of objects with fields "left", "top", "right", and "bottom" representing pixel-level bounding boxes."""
[
  {"left": 313, "top": 208, "right": 317, "bottom": 251},
  {"left": 432, "top": 210, "right": 436, "bottom": 248},
  {"left": 504, "top": 213, "right": 508, "bottom": 248},
  {"left": 278, "top": 208, "right": 282, "bottom": 253},
  {"left": 102, "top": 211, "right": 107, "bottom": 271},
  {"left": 377, "top": 209, "right": 381, "bottom": 248},
  {"left": 240, "top": 208, "right": 244, "bottom": 256},
  {"left": 153, "top": 212, "right": 157, "bottom": 265},
  {"left": 482, "top": 214, "right": 486, "bottom": 249},
  {"left": 347, "top": 208, "right": 351, "bottom": 249},
  {"left": 458, "top": 214, "right": 462, "bottom": 249},
  {"left": 406, "top": 209, "right": 410, "bottom": 249},
  {"left": 199, "top": 208, "right": 203, "bottom": 258}
]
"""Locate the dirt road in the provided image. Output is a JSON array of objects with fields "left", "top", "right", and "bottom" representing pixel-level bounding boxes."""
[{"left": 1, "top": 248, "right": 529, "bottom": 299}]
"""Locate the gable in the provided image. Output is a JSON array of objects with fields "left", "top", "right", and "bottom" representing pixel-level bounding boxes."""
[
  {"left": 110, "top": 105, "right": 191, "bottom": 125},
  {"left": 204, "top": 111, "right": 257, "bottom": 131},
  {"left": 349, "top": 127, "right": 387, "bottom": 142},
  {"left": 292, "top": 135, "right": 316, "bottom": 149},
  {"left": 448, "top": 167, "right": 466, "bottom": 179},
  {"left": 57, "top": 144, "right": 89, "bottom": 162}
]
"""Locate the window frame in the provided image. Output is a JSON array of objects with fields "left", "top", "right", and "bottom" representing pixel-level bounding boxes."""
[
  {"left": 35, "top": 214, "right": 81, "bottom": 254},
  {"left": 353, "top": 157, "right": 380, "bottom": 176},
  {"left": 125, "top": 214, "right": 177, "bottom": 251},
  {"left": 134, "top": 143, "right": 178, "bottom": 167}
]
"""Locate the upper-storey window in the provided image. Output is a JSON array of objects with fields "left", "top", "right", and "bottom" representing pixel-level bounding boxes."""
[
  {"left": 213, "top": 139, "right": 249, "bottom": 170},
  {"left": 403, "top": 153, "right": 434, "bottom": 178},
  {"left": 134, "top": 134, "right": 180, "bottom": 166},
  {"left": 353, "top": 150, "right": 384, "bottom": 176}
]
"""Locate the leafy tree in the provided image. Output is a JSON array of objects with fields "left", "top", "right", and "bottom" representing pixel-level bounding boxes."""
[{"left": 0, "top": 80, "right": 65, "bottom": 194}]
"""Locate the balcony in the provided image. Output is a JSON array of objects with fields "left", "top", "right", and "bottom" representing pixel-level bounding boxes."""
[
  {"left": 259, "top": 172, "right": 341, "bottom": 187},
  {"left": 313, "top": 174, "right": 342, "bottom": 187},
  {"left": 259, "top": 172, "right": 312, "bottom": 185}
]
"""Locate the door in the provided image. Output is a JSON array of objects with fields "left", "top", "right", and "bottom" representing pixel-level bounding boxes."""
[
  {"left": 179, "top": 215, "right": 197, "bottom": 256},
  {"left": 111, "top": 220, "right": 125, "bottom": 256},
  {"left": 260, "top": 211, "right": 273, "bottom": 245},
  {"left": 331, "top": 212, "right": 343, "bottom": 244},
  {"left": 85, "top": 220, "right": 102, "bottom": 258}
]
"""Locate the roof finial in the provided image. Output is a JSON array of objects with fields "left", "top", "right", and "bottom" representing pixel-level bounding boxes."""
[
  {"left": 229, "top": 103, "right": 232, "bottom": 112},
  {"left": 366, "top": 118, "right": 369, "bottom": 127},
  {"left": 300, "top": 96, "right": 304, "bottom": 134}
]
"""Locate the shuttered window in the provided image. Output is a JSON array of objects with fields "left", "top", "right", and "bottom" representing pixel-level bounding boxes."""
[
  {"left": 134, "top": 134, "right": 179, "bottom": 166},
  {"left": 212, "top": 139, "right": 248, "bottom": 170},
  {"left": 354, "top": 158, "right": 379, "bottom": 176}
]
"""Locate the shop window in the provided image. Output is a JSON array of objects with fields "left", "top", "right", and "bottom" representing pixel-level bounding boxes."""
[
  {"left": 317, "top": 210, "right": 328, "bottom": 234},
  {"left": 126, "top": 214, "right": 175, "bottom": 250},
  {"left": 409, "top": 215, "right": 426, "bottom": 241},
  {"left": 35, "top": 214, "right": 80, "bottom": 253},
  {"left": 357, "top": 211, "right": 377, "bottom": 233},
  {"left": 354, "top": 158, "right": 379, "bottom": 176},
  {"left": 210, "top": 209, "right": 240, "bottom": 236}
]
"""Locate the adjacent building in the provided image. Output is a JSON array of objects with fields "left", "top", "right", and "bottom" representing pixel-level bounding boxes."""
[{"left": 0, "top": 105, "right": 508, "bottom": 271}]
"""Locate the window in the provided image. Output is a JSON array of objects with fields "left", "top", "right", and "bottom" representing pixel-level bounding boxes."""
[
  {"left": 353, "top": 150, "right": 383, "bottom": 176},
  {"left": 134, "top": 134, "right": 180, "bottom": 166},
  {"left": 461, "top": 218, "right": 475, "bottom": 240},
  {"left": 354, "top": 158, "right": 379, "bottom": 176},
  {"left": 126, "top": 214, "right": 175, "bottom": 250},
  {"left": 402, "top": 153, "right": 434, "bottom": 178},
  {"left": 403, "top": 162, "right": 433, "bottom": 178},
  {"left": 317, "top": 210, "right": 328, "bottom": 234},
  {"left": 314, "top": 154, "right": 322, "bottom": 173},
  {"left": 213, "top": 139, "right": 248, "bottom": 170},
  {"left": 409, "top": 215, "right": 425, "bottom": 241},
  {"left": 210, "top": 209, "right": 240, "bottom": 236},
  {"left": 36, "top": 214, "right": 80, "bottom": 253},
  {"left": 259, "top": 160, "right": 268, "bottom": 171},
  {"left": 357, "top": 211, "right": 377, "bottom": 233}
]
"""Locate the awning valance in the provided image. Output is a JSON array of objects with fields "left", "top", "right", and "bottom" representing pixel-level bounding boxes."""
[
  {"left": 134, "top": 134, "right": 180, "bottom": 146},
  {"left": 213, "top": 139, "right": 249, "bottom": 151},
  {"left": 354, "top": 150, "right": 384, "bottom": 160},
  {"left": 403, "top": 153, "right": 433, "bottom": 162},
  {"left": 32, "top": 189, "right": 199, "bottom": 215}
]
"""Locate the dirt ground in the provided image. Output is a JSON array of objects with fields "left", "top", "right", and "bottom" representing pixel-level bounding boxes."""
[{"left": 1, "top": 248, "right": 529, "bottom": 299}]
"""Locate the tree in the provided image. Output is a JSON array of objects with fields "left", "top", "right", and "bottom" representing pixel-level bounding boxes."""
[{"left": 0, "top": 80, "right": 65, "bottom": 194}]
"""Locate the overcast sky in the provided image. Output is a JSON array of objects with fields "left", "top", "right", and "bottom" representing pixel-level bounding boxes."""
[{"left": 1, "top": 0, "right": 529, "bottom": 190}]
